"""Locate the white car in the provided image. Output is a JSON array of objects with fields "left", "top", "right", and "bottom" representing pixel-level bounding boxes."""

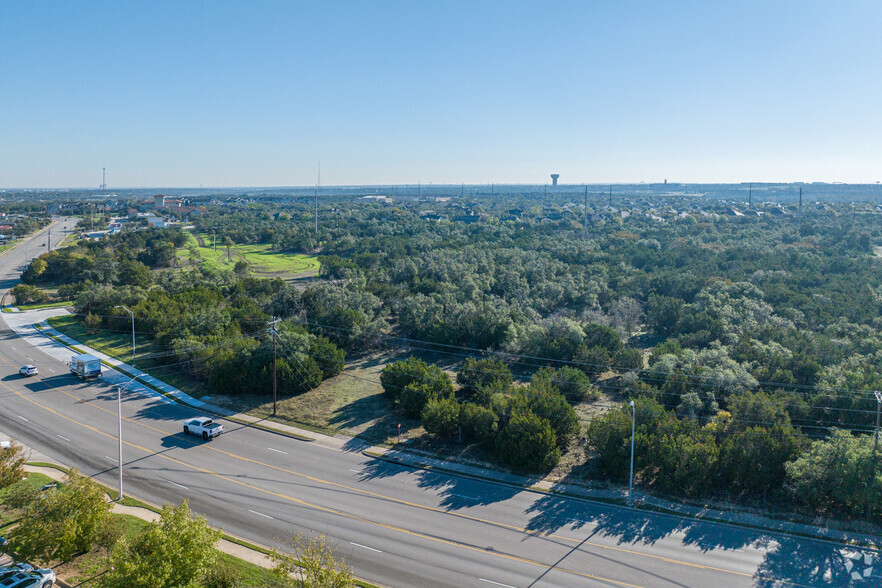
[
  {"left": 183, "top": 417, "right": 224, "bottom": 440},
  {"left": 18, "top": 365, "right": 38, "bottom": 377},
  {"left": 0, "top": 568, "right": 54, "bottom": 588}
]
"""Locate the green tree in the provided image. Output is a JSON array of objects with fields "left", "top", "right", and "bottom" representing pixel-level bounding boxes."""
[
  {"left": 495, "top": 411, "right": 561, "bottom": 471},
  {"left": 268, "top": 533, "right": 355, "bottom": 588},
  {"left": 101, "top": 500, "right": 221, "bottom": 588},
  {"left": 459, "top": 402, "right": 498, "bottom": 443},
  {"left": 785, "top": 429, "right": 882, "bottom": 519},
  {"left": 224, "top": 236, "right": 235, "bottom": 261},
  {"left": 0, "top": 440, "right": 27, "bottom": 489},
  {"left": 456, "top": 358, "right": 512, "bottom": 401},
  {"left": 309, "top": 335, "right": 345, "bottom": 379},
  {"left": 233, "top": 260, "right": 248, "bottom": 276},
  {"left": 12, "top": 469, "right": 111, "bottom": 563},
  {"left": 531, "top": 366, "right": 599, "bottom": 403},
  {"left": 21, "top": 257, "right": 47, "bottom": 283},
  {"left": 380, "top": 357, "right": 453, "bottom": 402},
  {"left": 422, "top": 397, "right": 461, "bottom": 438},
  {"left": 11, "top": 283, "right": 47, "bottom": 305}
]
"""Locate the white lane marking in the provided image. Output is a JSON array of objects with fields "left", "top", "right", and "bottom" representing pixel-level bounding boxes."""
[
  {"left": 48, "top": 369, "right": 56, "bottom": 373},
  {"left": 56, "top": 434, "right": 70, "bottom": 442},
  {"left": 105, "top": 456, "right": 118, "bottom": 462},
  {"left": 17, "top": 415, "right": 28, "bottom": 422},
  {"left": 479, "top": 580, "right": 516, "bottom": 588},
  {"left": 349, "top": 469, "right": 361, "bottom": 473},
  {"left": 350, "top": 542, "right": 382, "bottom": 553},
  {"left": 451, "top": 493, "right": 479, "bottom": 501},
  {"left": 164, "top": 479, "right": 189, "bottom": 490},
  {"left": 267, "top": 447, "right": 288, "bottom": 455},
  {"left": 248, "top": 509, "right": 274, "bottom": 519},
  {"left": 10, "top": 346, "right": 15, "bottom": 351}
]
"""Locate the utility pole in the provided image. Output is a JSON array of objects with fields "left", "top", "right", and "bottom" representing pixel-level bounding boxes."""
[
  {"left": 798, "top": 187, "right": 803, "bottom": 224},
  {"left": 874, "top": 391, "right": 881, "bottom": 455},
  {"left": 748, "top": 183, "right": 752, "bottom": 209},
  {"left": 47, "top": 228, "right": 50, "bottom": 253},
  {"left": 213, "top": 227, "right": 217, "bottom": 251},
  {"left": 628, "top": 400, "right": 636, "bottom": 506},
  {"left": 609, "top": 186, "right": 612, "bottom": 208},
  {"left": 268, "top": 318, "right": 280, "bottom": 416}
]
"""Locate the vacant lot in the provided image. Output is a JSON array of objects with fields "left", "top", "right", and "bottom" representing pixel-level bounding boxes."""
[{"left": 177, "top": 232, "right": 319, "bottom": 279}]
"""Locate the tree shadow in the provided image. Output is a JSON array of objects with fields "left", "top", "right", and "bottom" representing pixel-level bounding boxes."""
[
  {"left": 413, "top": 467, "right": 525, "bottom": 511},
  {"left": 754, "top": 537, "right": 881, "bottom": 587}
]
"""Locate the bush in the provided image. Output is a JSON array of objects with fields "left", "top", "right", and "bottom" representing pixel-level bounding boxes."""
[
  {"left": 459, "top": 403, "right": 498, "bottom": 443},
  {"left": 575, "top": 345, "right": 611, "bottom": 376},
  {"left": 495, "top": 411, "right": 561, "bottom": 472},
  {"left": 422, "top": 397, "right": 461, "bottom": 438},
  {"left": 11, "top": 283, "right": 47, "bottom": 305},
  {"left": 613, "top": 347, "right": 644, "bottom": 371},
  {"left": 400, "top": 383, "right": 436, "bottom": 419},
  {"left": 380, "top": 357, "right": 453, "bottom": 402},
  {"left": 531, "top": 366, "right": 598, "bottom": 403},
  {"left": 202, "top": 561, "right": 244, "bottom": 588},
  {"left": 521, "top": 383, "right": 580, "bottom": 449},
  {"left": 84, "top": 312, "right": 103, "bottom": 332},
  {"left": 309, "top": 336, "right": 345, "bottom": 379},
  {"left": 456, "top": 358, "right": 512, "bottom": 400}
]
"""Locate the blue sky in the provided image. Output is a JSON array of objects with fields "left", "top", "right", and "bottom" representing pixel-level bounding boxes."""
[{"left": 1, "top": 1, "right": 880, "bottom": 188}]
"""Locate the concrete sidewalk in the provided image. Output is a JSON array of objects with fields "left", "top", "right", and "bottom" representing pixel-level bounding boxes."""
[{"left": 5, "top": 308, "right": 881, "bottom": 549}]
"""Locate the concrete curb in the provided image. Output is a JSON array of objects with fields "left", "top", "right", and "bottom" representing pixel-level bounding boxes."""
[{"left": 26, "top": 314, "right": 882, "bottom": 551}]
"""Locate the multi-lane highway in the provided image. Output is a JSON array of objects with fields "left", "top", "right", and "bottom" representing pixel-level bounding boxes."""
[{"left": 0, "top": 220, "right": 877, "bottom": 587}]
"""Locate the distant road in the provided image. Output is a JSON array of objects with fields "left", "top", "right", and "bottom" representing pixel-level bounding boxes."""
[{"left": 0, "top": 220, "right": 877, "bottom": 587}]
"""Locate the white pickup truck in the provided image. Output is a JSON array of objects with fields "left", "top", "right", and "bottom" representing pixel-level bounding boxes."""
[{"left": 183, "top": 417, "right": 223, "bottom": 440}]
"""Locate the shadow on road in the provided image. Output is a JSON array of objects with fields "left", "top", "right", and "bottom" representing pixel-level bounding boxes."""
[{"left": 523, "top": 475, "right": 882, "bottom": 586}]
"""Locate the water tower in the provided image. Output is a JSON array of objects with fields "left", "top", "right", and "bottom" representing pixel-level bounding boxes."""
[{"left": 551, "top": 174, "right": 559, "bottom": 187}]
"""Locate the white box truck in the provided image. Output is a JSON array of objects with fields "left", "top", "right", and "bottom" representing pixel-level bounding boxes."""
[{"left": 69, "top": 353, "right": 102, "bottom": 380}]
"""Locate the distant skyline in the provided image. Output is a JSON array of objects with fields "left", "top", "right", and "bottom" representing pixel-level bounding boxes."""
[{"left": 2, "top": 1, "right": 881, "bottom": 188}]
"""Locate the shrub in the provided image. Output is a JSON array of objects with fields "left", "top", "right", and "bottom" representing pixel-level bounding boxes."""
[
  {"left": 459, "top": 403, "right": 498, "bottom": 443},
  {"left": 495, "top": 411, "right": 561, "bottom": 472},
  {"left": 380, "top": 357, "right": 453, "bottom": 402},
  {"left": 456, "top": 358, "right": 512, "bottom": 400},
  {"left": 11, "top": 283, "right": 47, "bottom": 305},
  {"left": 531, "top": 366, "right": 598, "bottom": 403},
  {"left": 400, "top": 383, "right": 436, "bottom": 419},
  {"left": 422, "top": 398, "right": 461, "bottom": 438},
  {"left": 309, "top": 335, "right": 345, "bottom": 379}
]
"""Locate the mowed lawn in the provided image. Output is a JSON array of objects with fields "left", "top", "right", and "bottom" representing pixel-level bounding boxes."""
[{"left": 177, "top": 232, "right": 319, "bottom": 278}]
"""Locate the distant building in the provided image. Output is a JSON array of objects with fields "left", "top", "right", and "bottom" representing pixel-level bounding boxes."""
[{"left": 551, "top": 174, "right": 559, "bottom": 187}]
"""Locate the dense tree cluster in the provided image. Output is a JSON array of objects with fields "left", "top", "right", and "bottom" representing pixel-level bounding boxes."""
[{"left": 20, "top": 227, "right": 344, "bottom": 399}]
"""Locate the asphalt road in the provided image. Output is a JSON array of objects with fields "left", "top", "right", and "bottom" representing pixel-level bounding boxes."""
[{"left": 0, "top": 221, "right": 878, "bottom": 587}]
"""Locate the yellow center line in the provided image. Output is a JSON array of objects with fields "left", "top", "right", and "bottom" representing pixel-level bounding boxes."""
[
  {"left": 3, "top": 371, "right": 810, "bottom": 587},
  {"left": 1, "top": 380, "right": 644, "bottom": 587},
  {"left": 65, "top": 389, "right": 759, "bottom": 579}
]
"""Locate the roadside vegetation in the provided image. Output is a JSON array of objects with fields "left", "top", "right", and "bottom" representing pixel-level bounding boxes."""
[
  {"left": 18, "top": 195, "right": 882, "bottom": 523},
  {"left": 0, "top": 441, "right": 356, "bottom": 587}
]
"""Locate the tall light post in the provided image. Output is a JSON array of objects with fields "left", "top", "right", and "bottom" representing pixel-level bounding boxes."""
[
  {"left": 114, "top": 305, "right": 135, "bottom": 367},
  {"left": 114, "top": 377, "right": 139, "bottom": 501},
  {"left": 628, "top": 400, "right": 636, "bottom": 507}
]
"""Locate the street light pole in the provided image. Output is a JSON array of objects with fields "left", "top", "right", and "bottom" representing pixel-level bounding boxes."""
[
  {"left": 117, "top": 383, "right": 123, "bottom": 500},
  {"left": 628, "top": 400, "right": 636, "bottom": 507},
  {"left": 874, "top": 391, "right": 881, "bottom": 455},
  {"left": 114, "top": 376, "right": 139, "bottom": 501},
  {"left": 114, "top": 305, "right": 136, "bottom": 367}
]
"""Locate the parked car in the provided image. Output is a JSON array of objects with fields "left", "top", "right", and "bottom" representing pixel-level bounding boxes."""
[
  {"left": 18, "top": 365, "right": 37, "bottom": 377},
  {"left": 183, "top": 417, "right": 223, "bottom": 440},
  {"left": 0, "top": 568, "right": 54, "bottom": 588}
]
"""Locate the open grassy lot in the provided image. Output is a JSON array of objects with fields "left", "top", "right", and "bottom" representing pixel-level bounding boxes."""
[
  {"left": 177, "top": 232, "right": 319, "bottom": 279},
  {"left": 47, "top": 314, "right": 209, "bottom": 399}
]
